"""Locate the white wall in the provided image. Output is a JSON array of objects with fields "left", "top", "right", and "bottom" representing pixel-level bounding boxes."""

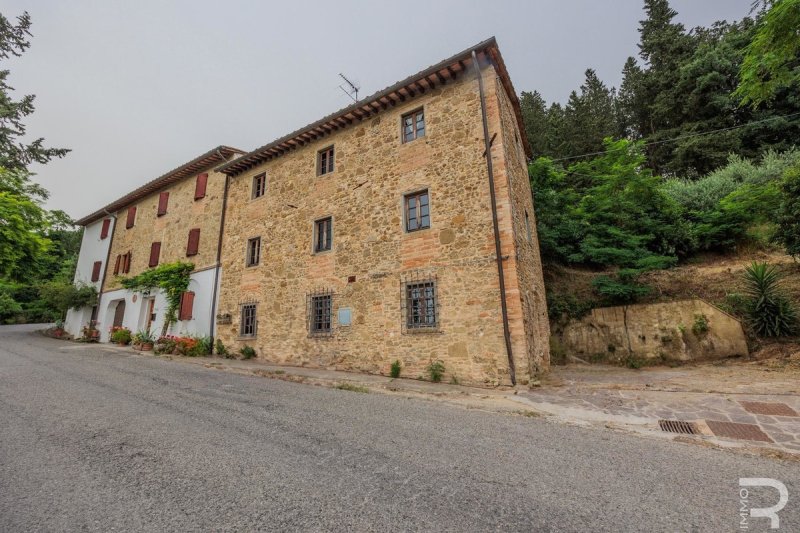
[
  {"left": 97, "top": 267, "right": 219, "bottom": 342},
  {"left": 64, "top": 217, "right": 115, "bottom": 337}
]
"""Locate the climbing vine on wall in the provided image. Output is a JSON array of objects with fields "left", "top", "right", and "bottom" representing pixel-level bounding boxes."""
[{"left": 119, "top": 261, "right": 194, "bottom": 335}]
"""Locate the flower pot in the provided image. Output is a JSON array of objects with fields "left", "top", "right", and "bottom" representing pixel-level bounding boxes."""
[{"left": 141, "top": 343, "right": 154, "bottom": 351}]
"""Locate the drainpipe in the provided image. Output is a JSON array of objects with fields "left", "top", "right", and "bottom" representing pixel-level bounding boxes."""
[
  {"left": 95, "top": 209, "right": 118, "bottom": 324},
  {"left": 209, "top": 149, "right": 231, "bottom": 349},
  {"left": 472, "top": 50, "right": 516, "bottom": 386}
]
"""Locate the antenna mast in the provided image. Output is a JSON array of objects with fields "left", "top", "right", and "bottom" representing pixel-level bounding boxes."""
[{"left": 338, "top": 73, "right": 360, "bottom": 103}]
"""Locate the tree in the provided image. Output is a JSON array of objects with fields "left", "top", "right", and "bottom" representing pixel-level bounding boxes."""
[
  {"left": 0, "top": 166, "right": 50, "bottom": 280},
  {"left": 773, "top": 163, "right": 800, "bottom": 257},
  {"left": 616, "top": 57, "right": 645, "bottom": 139},
  {"left": 735, "top": 0, "right": 800, "bottom": 106},
  {"left": 0, "top": 11, "right": 69, "bottom": 169},
  {"left": 519, "top": 91, "right": 550, "bottom": 158}
]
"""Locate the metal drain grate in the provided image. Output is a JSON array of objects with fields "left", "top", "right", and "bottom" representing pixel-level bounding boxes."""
[
  {"left": 706, "top": 420, "right": 773, "bottom": 443},
  {"left": 740, "top": 401, "right": 799, "bottom": 417},
  {"left": 659, "top": 420, "right": 697, "bottom": 434}
]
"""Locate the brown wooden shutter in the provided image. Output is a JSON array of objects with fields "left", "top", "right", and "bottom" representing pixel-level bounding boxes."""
[
  {"left": 157, "top": 192, "right": 169, "bottom": 216},
  {"left": 178, "top": 291, "right": 195, "bottom": 320},
  {"left": 100, "top": 218, "right": 111, "bottom": 239},
  {"left": 126, "top": 206, "right": 137, "bottom": 228},
  {"left": 113, "top": 254, "right": 121, "bottom": 275},
  {"left": 149, "top": 242, "right": 161, "bottom": 267},
  {"left": 91, "top": 261, "right": 102, "bottom": 282},
  {"left": 186, "top": 228, "right": 200, "bottom": 256},
  {"left": 194, "top": 173, "right": 208, "bottom": 200},
  {"left": 122, "top": 252, "right": 131, "bottom": 274}
]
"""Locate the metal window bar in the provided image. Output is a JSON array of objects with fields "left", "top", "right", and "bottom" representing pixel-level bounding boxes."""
[
  {"left": 239, "top": 303, "right": 258, "bottom": 337},
  {"left": 400, "top": 272, "right": 440, "bottom": 333},
  {"left": 306, "top": 289, "right": 334, "bottom": 337}
]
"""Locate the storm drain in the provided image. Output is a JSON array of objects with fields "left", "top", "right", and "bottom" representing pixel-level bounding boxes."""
[
  {"left": 658, "top": 420, "right": 697, "bottom": 435},
  {"left": 739, "top": 401, "right": 799, "bottom": 417},
  {"left": 706, "top": 420, "right": 773, "bottom": 443}
]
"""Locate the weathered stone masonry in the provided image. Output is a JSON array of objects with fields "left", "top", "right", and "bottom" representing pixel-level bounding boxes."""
[{"left": 215, "top": 40, "right": 550, "bottom": 386}]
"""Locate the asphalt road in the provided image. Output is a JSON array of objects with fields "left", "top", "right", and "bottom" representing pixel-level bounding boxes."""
[{"left": 1, "top": 324, "right": 797, "bottom": 532}]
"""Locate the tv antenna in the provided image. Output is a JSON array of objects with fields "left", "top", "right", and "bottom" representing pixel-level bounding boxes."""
[{"left": 338, "top": 73, "right": 360, "bottom": 103}]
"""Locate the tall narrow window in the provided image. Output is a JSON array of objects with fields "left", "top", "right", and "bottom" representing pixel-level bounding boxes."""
[
  {"left": 100, "top": 218, "right": 111, "bottom": 239},
  {"left": 405, "top": 280, "right": 437, "bottom": 329},
  {"left": 91, "top": 261, "right": 102, "bottom": 282},
  {"left": 314, "top": 217, "right": 332, "bottom": 253},
  {"left": 157, "top": 192, "right": 169, "bottom": 216},
  {"left": 317, "top": 146, "right": 334, "bottom": 176},
  {"left": 113, "top": 254, "right": 121, "bottom": 275},
  {"left": 310, "top": 295, "right": 332, "bottom": 335},
  {"left": 186, "top": 228, "right": 200, "bottom": 256},
  {"left": 194, "top": 173, "right": 208, "bottom": 200},
  {"left": 405, "top": 190, "right": 430, "bottom": 232},
  {"left": 402, "top": 108, "right": 425, "bottom": 143},
  {"left": 126, "top": 206, "right": 137, "bottom": 229},
  {"left": 240, "top": 303, "right": 257, "bottom": 337},
  {"left": 149, "top": 242, "right": 161, "bottom": 267},
  {"left": 122, "top": 252, "right": 132, "bottom": 274},
  {"left": 252, "top": 173, "right": 266, "bottom": 199},
  {"left": 246, "top": 237, "right": 261, "bottom": 267}
]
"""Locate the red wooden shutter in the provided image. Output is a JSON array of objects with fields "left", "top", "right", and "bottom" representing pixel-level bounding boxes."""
[
  {"left": 194, "top": 173, "right": 208, "bottom": 200},
  {"left": 157, "top": 192, "right": 169, "bottom": 216},
  {"left": 113, "top": 254, "right": 121, "bottom": 275},
  {"left": 126, "top": 206, "right": 137, "bottom": 228},
  {"left": 91, "top": 261, "right": 102, "bottom": 282},
  {"left": 179, "top": 291, "right": 195, "bottom": 320},
  {"left": 186, "top": 228, "right": 200, "bottom": 256},
  {"left": 100, "top": 218, "right": 111, "bottom": 239},
  {"left": 149, "top": 242, "right": 161, "bottom": 267}
]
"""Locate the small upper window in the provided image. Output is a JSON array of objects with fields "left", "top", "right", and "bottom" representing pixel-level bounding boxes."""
[
  {"left": 314, "top": 217, "right": 332, "bottom": 253},
  {"left": 317, "top": 146, "right": 334, "bottom": 176},
  {"left": 402, "top": 109, "right": 425, "bottom": 143},
  {"left": 246, "top": 237, "right": 261, "bottom": 267},
  {"left": 405, "top": 190, "right": 430, "bottom": 232},
  {"left": 252, "top": 173, "right": 266, "bottom": 199}
]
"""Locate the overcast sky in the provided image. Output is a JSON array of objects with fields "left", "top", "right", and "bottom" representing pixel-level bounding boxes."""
[{"left": 5, "top": 0, "right": 753, "bottom": 220}]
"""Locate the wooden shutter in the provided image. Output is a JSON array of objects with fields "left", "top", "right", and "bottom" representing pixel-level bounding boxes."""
[
  {"left": 194, "top": 173, "right": 208, "bottom": 200},
  {"left": 126, "top": 206, "right": 137, "bottom": 228},
  {"left": 149, "top": 242, "right": 161, "bottom": 267},
  {"left": 122, "top": 252, "right": 131, "bottom": 274},
  {"left": 100, "top": 218, "right": 111, "bottom": 239},
  {"left": 179, "top": 291, "right": 195, "bottom": 320},
  {"left": 91, "top": 261, "right": 102, "bottom": 282},
  {"left": 113, "top": 254, "right": 121, "bottom": 275},
  {"left": 186, "top": 228, "right": 200, "bottom": 256},
  {"left": 157, "top": 192, "right": 169, "bottom": 216}
]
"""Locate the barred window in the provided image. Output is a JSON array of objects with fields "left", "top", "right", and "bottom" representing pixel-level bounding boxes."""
[
  {"left": 317, "top": 146, "right": 334, "bottom": 176},
  {"left": 310, "top": 294, "right": 332, "bottom": 335},
  {"left": 246, "top": 237, "right": 261, "bottom": 267},
  {"left": 405, "top": 281, "right": 437, "bottom": 329},
  {"left": 314, "top": 217, "right": 332, "bottom": 253},
  {"left": 405, "top": 190, "right": 430, "bottom": 232},
  {"left": 402, "top": 108, "right": 425, "bottom": 143},
  {"left": 240, "top": 303, "right": 257, "bottom": 337},
  {"left": 252, "top": 173, "right": 266, "bottom": 199}
]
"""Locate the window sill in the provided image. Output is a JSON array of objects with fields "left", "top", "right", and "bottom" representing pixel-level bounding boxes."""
[
  {"left": 312, "top": 249, "right": 333, "bottom": 256},
  {"left": 237, "top": 336, "right": 257, "bottom": 341},
  {"left": 403, "top": 327, "right": 441, "bottom": 335},
  {"left": 404, "top": 226, "right": 432, "bottom": 235}
]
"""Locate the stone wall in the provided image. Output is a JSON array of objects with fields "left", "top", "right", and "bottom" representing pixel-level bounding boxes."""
[
  {"left": 557, "top": 299, "right": 749, "bottom": 364},
  {"left": 215, "top": 60, "right": 549, "bottom": 387}
]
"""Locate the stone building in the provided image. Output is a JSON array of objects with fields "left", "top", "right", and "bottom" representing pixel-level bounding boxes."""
[
  {"left": 67, "top": 146, "right": 243, "bottom": 342},
  {"left": 214, "top": 38, "right": 550, "bottom": 386}
]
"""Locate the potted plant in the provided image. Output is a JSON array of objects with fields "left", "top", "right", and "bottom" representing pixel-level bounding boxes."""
[
  {"left": 110, "top": 326, "right": 132, "bottom": 346},
  {"left": 53, "top": 319, "right": 65, "bottom": 337},
  {"left": 138, "top": 330, "right": 156, "bottom": 351},
  {"left": 131, "top": 331, "right": 143, "bottom": 350},
  {"left": 81, "top": 323, "right": 100, "bottom": 342}
]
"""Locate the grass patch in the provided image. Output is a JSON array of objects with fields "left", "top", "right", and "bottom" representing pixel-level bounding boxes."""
[
  {"left": 334, "top": 383, "right": 369, "bottom": 393},
  {"left": 514, "top": 409, "right": 541, "bottom": 418}
]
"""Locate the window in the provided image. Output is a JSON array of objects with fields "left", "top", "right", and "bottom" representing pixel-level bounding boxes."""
[
  {"left": 310, "top": 295, "right": 332, "bottom": 335},
  {"left": 178, "top": 291, "right": 194, "bottom": 320},
  {"left": 405, "top": 280, "right": 437, "bottom": 330},
  {"left": 149, "top": 242, "right": 161, "bottom": 267},
  {"left": 187, "top": 228, "right": 200, "bottom": 256},
  {"left": 252, "top": 173, "right": 266, "bottom": 199},
  {"left": 121, "top": 251, "right": 132, "bottom": 274},
  {"left": 100, "top": 218, "right": 111, "bottom": 239},
  {"left": 240, "top": 303, "right": 257, "bottom": 337},
  {"left": 246, "top": 237, "right": 261, "bottom": 267},
  {"left": 402, "top": 108, "right": 425, "bottom": 143},
  {"left": 317, "top": 146, "right": 334, "bottom": 176},
  {"left": 91, "top": 261, "right": 102, "bottom": 282},
  {"left": 314, "top": 217, "right": 332, "bottom": 253},
  {"left": 194, "top": 173, "right": 208, "bottom": 200},
  {"left": 157, "top": 192, "right": 169, "bottom": 216},
  {"left": 126, "top": 206, "right": 137, "bottom": 229},
  {"left": 405, "top": 190, "right": 430, "bottom": 232}
]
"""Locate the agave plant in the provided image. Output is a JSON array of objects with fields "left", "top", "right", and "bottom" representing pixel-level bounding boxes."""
[{"left": 743, "top": 262, "right": 798, "bottom": 337}]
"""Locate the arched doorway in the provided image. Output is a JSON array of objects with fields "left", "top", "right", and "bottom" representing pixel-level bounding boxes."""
[{"left": 112, "top": 300, "right": 126, "bottom": 328}]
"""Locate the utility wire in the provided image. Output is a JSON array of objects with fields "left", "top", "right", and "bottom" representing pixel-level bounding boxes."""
[{"left": 548, "top": 111, "right": 800, "bottom": 163}]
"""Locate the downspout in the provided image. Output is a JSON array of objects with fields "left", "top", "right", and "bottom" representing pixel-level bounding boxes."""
[
  {"left": 472, "top": 50, "right": 516, "bottom": 386},
  {"left": 95, "top": 209, "right": 118, "bottom": 323},
  {"left": 209, "top": 149, "right": 231, "bottom": 348}
]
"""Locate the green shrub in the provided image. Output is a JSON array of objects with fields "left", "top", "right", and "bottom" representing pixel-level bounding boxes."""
[
  {"left": 426, "top": 360, "right": 445, "bottom": 383},
  {"left": 189, "top": 336, "right": 212, "bottom": 356},
  {"left": 215, "top": 338, "right": 228, "bottom": 357},
  {"left": 692, "top": 314, "right": 709, "bottom": 336},
  {"left": 743, "top": 262, "right": 798, "bottom": 337},
  {"left": 154, "top": 336, "right": 176, "bottom": 355},
  {"left": 546, "top": 290, "right": 595, "bottom": 321},
  {"left": 390, "top": 360, "right": 402, "bottom": 378},
  {"left": 110, "top": 327, "right": 132, "bottom": 345},
  {"left": 773, "top": 163, "right": 800, "bottom": 258},
  {"left": 240, "top": 345, "right": 256, "bottom": 360}
]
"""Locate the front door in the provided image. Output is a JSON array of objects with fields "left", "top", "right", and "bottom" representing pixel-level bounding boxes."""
[
  {"left": 112, "top": 300, "right": 126, "bottom": 328},
  {"left": 145, "top": 298, "right": 156, "bottom": 332}
]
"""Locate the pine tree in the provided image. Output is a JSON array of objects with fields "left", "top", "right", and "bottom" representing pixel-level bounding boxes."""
[{"left": 519, "top": 90, "right": 550, "bottom": 158}]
